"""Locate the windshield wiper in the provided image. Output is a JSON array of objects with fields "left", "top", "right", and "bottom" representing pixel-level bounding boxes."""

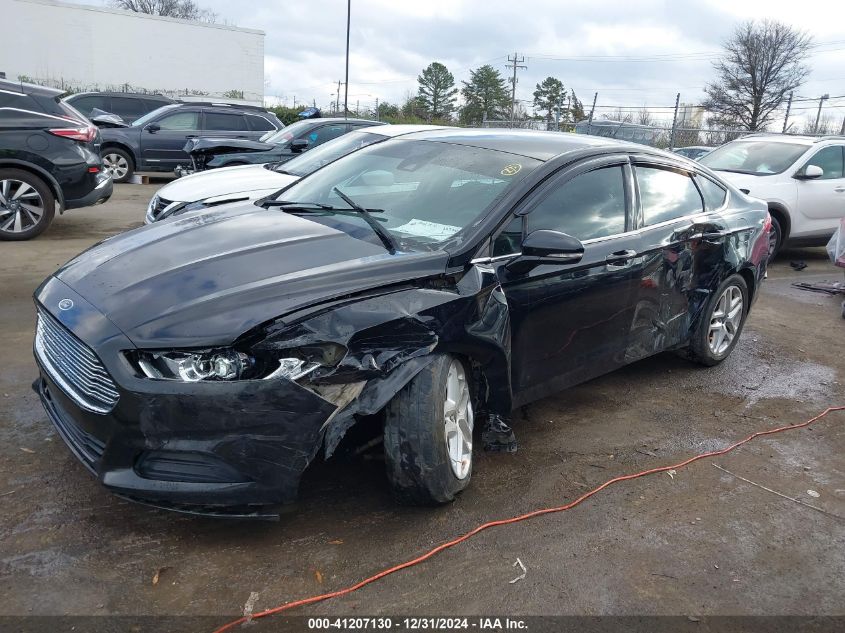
[
  {"left": 715, "top": 168, "right": 758, "bottom": 175},
  {"left": 331, "top": 187, "right": 398, "bottom": 254},
  {"left": 261, "top": 194, "right": 398, "bottom": 255}
]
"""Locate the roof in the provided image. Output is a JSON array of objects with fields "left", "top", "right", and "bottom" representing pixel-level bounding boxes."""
[
  {"left": 66, "top": 91, "right": 174, "bottom": 100},
  {"left": 397, "top": 127, "right": 623, "bottom": 160},
  {"left": 358, "top": 124, "right": 452, "bottom": 137},
  {"left": 738, "top": 133, "right": 818, "bottom": 145},
  {"left": 0, "top": 78, "right": 63, "bottom": 98}
]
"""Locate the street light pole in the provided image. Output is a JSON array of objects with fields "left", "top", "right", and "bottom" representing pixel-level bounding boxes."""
[
  {"left": 344, "top": 0, "right": 351, "bottom": 120},
  {"left": 813, "top": 93, "right": 830, "bottom": 134}
]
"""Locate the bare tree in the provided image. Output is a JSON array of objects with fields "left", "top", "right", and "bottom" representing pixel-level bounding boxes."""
[
  {"left": 109, "top": 0, "right": 217, "bottom": 22},
  {"left": 704, "top": 20, "right": 812, "bottom": 131},
  {"left": 636, "top": 107, "right": 654, "bottom": 126},
  {"left": 605, "top": 108, "right": 632, "bottom": 124},
  {"left": 802, "top": 113, "right": 835, "bottom": 135}
]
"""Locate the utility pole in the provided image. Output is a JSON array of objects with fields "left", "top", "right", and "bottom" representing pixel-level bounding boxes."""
[
  {"left": 336, "top": 80, "right": 342, "bottom": 115},
  {"left": 356, "top": 99, "right": 359, "bottom": 116},
  {"left": 375, "top": 97, "right": 379, "bottom": 121},
  {"left": 505, "top": 52, "right": 526, "bottom": 126},
  {"left": 669, "top": 92, "right": 680, "bottom": 150},
  {"left": 344, "top": 0, "right": 351, "bottom": 120},
  {"left": 840, "top": 115, "right": 845, "bottom": 136},
  {"left": 782, "top": 91, "right": 792, "bottom": 133},
  {"left": 292, "top": 95, "right": 297, "bottom": 109},
  {"left": 813, "top": 93, "right": 830, "bottom": 134},
  {"left": 587, "top": 92, "right": 598, "bottom": 123}
]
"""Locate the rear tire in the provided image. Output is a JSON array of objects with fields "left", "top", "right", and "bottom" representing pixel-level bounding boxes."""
[
  {"left": 685, "top": 274, "right": 749, "bottom": 366},
  {"left": 0, "top": 169, "right": 55, "bottom": 241},
  {"left": 102, "top": 147, "right": 134, "bottom": 183},
  {"left": 383, "top": 354, "right": 474, "bottom": 505}
]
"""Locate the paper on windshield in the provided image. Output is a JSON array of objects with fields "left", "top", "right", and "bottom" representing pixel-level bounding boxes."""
[{"left": 393, "top": 219, "right": 462, "bottom": 241}]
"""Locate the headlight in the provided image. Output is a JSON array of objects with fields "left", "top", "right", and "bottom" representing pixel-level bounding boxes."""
[{"left": 131, "top": 344, "right": 344, "bottom": 382}]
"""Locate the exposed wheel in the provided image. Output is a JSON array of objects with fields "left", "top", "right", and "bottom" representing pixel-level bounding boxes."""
[
  {"left": 0, "top": 169, "right": 55, "bottom": 241},
  {"left": 383, "top": 354, "right": 474, "bottom": 505},
  {"left": 102, "top": 148, "right": 134, "bottom": 183},
  {"left": 685, "top": 274, "right": 749, "bottom": 366},
  {"left": 767, "top": 214, "right": 783, "bottom": 261}
]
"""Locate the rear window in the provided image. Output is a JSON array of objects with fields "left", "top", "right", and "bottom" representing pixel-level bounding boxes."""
[
  {"left": 247, "top": 114, "right": 276, "bottom": 131},
  {"left": 696, "top": 176, "right": 727, "bottom": 211},
  {"left": 111, "top": 96, "right": 149, "bottom": 119},
  {"left": 67, "top": 95, "right": 110, "bottom": 116}
]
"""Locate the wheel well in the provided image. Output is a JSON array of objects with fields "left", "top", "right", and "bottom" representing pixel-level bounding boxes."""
[
  {"left": 738, "top": 267, "right": 756, "bottom": 304},
  {"left": 767, "top": 204, "right": 790, "bottom": 241},
  {"left": 0, "top": 161, "right": 62, "bottom": 208},
  {"left": 100, "top": 143, "right": 136, "bottom": 166}
]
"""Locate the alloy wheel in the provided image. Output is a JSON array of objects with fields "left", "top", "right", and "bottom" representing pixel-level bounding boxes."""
[
  {"left": 443, "top": 359, "right": 473, "bottom": 480},
  {"left": 103, "top": 153, "right": 129, "bottom": 180},
  {"left": 0, "top": 179, "right": 45, "bottom": 234},
  {"left": 708, "top": 285, "right": 743, "bottom": 355}
]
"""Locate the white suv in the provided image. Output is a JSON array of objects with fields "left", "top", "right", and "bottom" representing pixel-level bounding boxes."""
[{"left": 700, "top": 134, "right": 845, "bottom": 257}]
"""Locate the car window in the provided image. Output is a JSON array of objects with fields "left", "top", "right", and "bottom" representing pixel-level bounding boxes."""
[
  {"left": 301, "top": 124, "right": 348, "bottom": 147},
  {"left": 700, "top": 141, "right": 809, "bottom": 175},
  {"left": 803, "top": 146, "right": 844, "bottom": 179},
  {"left": 69, "top": 95, "right": 110, "bottom": 116},
  {"left": 157, "top": 111, "right": 199, "bottom": 130},
  {"left": 637, "top": 166, "right": 703, "bottom": 226},
  {"left": 111, "top": 96, "right": 148, "bottom": 119},
  {"left": 247, "top": 114, "right": 275, "bottom": 131},
  {"left": 492, "top": 216, "right": 523, "bottom": 256},
  {"left": 528, "top": 166, "right": 627, "bottom": 241},
  {"left": 281, "top": 131, "right": 387, "bottom": 177},
  {"left": 204, "top": 111, "right": 249, "bottom": 131},
  {"left": 695, "top": 175, "right": 727, "bottom": 211}
]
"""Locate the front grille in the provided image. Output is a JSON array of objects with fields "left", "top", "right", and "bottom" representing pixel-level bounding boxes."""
[
  {"left": 35, "top": 308, "right": 120, "bottom": 414},
  {"left": 41, "top": 382, "right": 105, "bottom": 471},
  {"left": 146, "top": 195, "right": 174, "bottom": 222}
]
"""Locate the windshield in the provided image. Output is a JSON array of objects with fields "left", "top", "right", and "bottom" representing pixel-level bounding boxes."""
[
  {"left": 259, "top": 119, "right": 319, "bottom": 145},
  {"left": 276, "top": 131, "right": 387, "bottom": 176},
  {"left": 132, "top": 104, "right": 179, "bottom": 127},
  {"left": 273, "top": 139, "right": 541, "bottom": 251},
  {"left": 700, "top": 140, "right": 809, "bottom": 175}
]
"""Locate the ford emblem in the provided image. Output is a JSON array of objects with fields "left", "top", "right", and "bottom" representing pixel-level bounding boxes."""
[{"left": 58, "top": 299, "right": 74, "bottom": 311}]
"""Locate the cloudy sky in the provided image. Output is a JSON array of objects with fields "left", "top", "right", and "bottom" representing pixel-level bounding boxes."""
[{"left": 81, "top": 0, "right": 845, "bottom": 126}]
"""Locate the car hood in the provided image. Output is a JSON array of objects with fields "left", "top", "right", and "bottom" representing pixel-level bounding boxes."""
[
  {"left": 161, "top": 164, "right": 297, "bottom": 203},
  {"left": 47, "top": 204, "right": 448, "bottom": 348}
]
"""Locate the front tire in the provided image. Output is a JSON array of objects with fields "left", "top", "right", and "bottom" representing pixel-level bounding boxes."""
[
  {"left": 383, "top": 354, "right": 474, "bottom": 505},
  {"left": 767, "top": 214, "right": 783, "bottom": 262},
  {"left": 685, "top": 274, "right": 749, "bottom": 366},
  {"left": 0, "top": 169, "right": 56, "bottom": 241},
  {"left": 102, "top": 148, "right": 135, "bottom": 183}
]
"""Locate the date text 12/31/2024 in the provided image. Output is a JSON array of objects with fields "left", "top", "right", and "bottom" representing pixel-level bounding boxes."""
[{"left": 307, "top": 617, "right": 528, "bottom": 630}]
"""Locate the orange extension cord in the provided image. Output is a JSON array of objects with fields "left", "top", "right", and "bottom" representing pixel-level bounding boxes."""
[{"left": 212, "top": 406, "right": 844, "bottom": 633}]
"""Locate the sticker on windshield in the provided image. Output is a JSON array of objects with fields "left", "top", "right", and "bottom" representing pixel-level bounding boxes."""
[
  {"left": 501, "top": 163, "right": 522, "bottom": 176},
  {"left": 393, "top": 219, "right": 462, "bottom": 241}
]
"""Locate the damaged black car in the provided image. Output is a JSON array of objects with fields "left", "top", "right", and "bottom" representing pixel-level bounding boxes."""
[{"left": 33, "top": 128, "right": 770, "bottom": 516}]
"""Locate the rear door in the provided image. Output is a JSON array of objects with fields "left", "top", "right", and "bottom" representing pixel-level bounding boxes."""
[
  {"left": 795, "top": 145, "right": 845, "bottom": 221},
  {"left": 139, "top": 108, "right": 200, "bottom": 166},
  {"left": 628, "top": 159, "right": 715, "bottom": 359},
  {"left": 496, "top": 155, "right": 644, "bottom": 401}
]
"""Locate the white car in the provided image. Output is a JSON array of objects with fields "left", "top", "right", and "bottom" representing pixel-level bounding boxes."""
[
  {"left": 700, "top": 134, "right": 845, "bottom": 257},
  {"left": 145, "top": 125, "right": 448, "bottom": 223}
]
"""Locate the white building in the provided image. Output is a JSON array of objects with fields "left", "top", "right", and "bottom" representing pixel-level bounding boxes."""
[{"left": 1, "top": 0, "right": 265, "bottom": 104}]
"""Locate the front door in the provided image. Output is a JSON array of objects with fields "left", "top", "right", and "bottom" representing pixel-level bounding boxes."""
[
  {"left": 496, "top": 156, "right": 643, "bottom": 404},
  {"left": 140, "top": 109, "right": 201, "bottom": 167},
  {"left": 795, "top": 145, "right": 845, "bottom": 221}
]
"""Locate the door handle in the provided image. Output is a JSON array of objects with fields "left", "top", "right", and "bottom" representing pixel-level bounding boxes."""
[
  {"left": 606, "top": 249, "right": 638, "bottom": 268},
  {"left": 835, "top": 186, "right": 845, "bottom": 193}
]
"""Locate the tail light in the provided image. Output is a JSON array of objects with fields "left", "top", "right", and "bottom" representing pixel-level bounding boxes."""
[{"left": 48, "top": 125, "right": 97, "bottom": 143}]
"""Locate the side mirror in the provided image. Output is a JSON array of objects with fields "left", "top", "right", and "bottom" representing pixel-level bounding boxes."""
[
  {"left": 506, "top": 230, "right": 584, "bottom": 274},
  {"left": 798, "top": 164, "right": 824, "bottom": 180},
  {"left": 290, "top": 138, "right": 309, "bottom": 153},
  {"left": 146, "top": 123, "right": 160, "bottom": 133}
]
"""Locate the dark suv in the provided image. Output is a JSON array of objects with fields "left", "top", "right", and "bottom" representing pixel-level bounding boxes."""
[
  {"left": 0, "top": 80, "right": 112, "bottom": 241},
  {"left": 98, "top": 103, "right": 284, "bottom": 182},
  {"left": 63, "top": 92, "right": 176, "bottom": 124}
]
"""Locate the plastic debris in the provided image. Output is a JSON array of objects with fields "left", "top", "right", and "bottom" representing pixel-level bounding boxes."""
[
  {"left": 509, "top": 558, "right": 527, "bottom": 584},
  {"left": 807, "top": 490, "right": 820, "bottom": 498}
]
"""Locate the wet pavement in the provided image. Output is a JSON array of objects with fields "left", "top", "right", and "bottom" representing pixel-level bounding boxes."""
[{"left": 1, "top": 184, "right": 843, "bottom": 626}]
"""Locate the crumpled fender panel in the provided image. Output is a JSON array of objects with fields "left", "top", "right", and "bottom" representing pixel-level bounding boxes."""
[{"left": 249, "top": 265, "right": 512, "bottom": 458}]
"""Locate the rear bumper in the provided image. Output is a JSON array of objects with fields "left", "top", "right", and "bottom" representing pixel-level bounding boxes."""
[{"left": 64, "top": 173, "right": 113, "bottom": 210}]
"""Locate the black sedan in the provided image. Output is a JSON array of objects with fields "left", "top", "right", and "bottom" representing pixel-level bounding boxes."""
[{"left": 32, "top": 129, "right": 770, "bottom": 516}]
